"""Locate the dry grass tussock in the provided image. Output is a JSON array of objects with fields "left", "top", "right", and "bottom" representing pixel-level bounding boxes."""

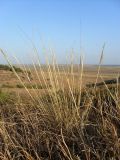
[{"left": 0, "top": 49, "right": 120, "bottom": 160}]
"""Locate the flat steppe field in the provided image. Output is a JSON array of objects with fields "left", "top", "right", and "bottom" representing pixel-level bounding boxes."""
[
  {"left": 0, "top": 65, "right": 119, "bottom": 101},
  {"left": 0, "top": 65, "right": 119, "bottom": 88}
]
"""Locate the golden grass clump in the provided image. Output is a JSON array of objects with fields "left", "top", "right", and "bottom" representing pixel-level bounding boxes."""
[{"left": 0, "top": 48, "right": 120, "bottom": 160}]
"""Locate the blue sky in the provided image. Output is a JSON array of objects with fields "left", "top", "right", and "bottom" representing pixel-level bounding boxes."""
[{"left": 0, "top": 0, "right": 120, "bottom": 64}]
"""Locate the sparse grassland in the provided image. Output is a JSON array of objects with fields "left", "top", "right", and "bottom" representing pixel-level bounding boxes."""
[{"left": 0, "top": 62, "right": 120, "bottom": 159}]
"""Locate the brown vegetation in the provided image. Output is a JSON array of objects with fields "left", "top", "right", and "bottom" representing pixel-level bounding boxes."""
[{"left": 0, "top": 62, "right": 120, "bottom": 159}]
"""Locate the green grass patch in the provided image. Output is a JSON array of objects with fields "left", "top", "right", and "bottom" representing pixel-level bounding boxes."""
[
  {"left": 16, "top": 83, "right": 51, "bottom": 89},
  {"left": 0, "top": 90, "right": 10, "bottom": 103}
]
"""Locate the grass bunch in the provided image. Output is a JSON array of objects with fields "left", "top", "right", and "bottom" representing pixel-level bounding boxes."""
[{"left": 0, "top": 48, "right": 120, "bottom": 160}]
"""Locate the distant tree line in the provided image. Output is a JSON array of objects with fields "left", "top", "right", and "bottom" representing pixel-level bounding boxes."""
[{"left": 0, "top": 64, "right": 23, "bottom": 72}]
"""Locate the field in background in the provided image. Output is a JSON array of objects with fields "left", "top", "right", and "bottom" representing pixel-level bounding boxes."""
[
  {"left": 0, "top": 65, "right": 119, "bottom": 91},
  {"left": 0, "top": 64, "right": 119, "bottom": 105}
]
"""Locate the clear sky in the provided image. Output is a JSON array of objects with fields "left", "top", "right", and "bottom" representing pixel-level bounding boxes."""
[{"left": 0, "top": 0, "right": 120, "bottom": 64}]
